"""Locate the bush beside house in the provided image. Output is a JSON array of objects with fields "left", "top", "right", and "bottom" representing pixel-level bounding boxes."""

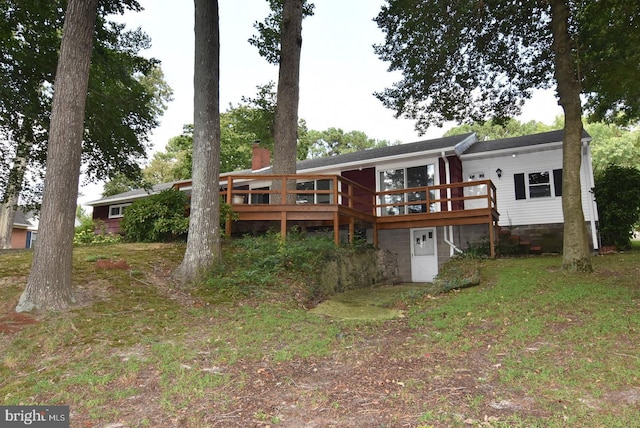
[
  {"left": 120, "top": 189, "right": 190, "bottom": 242},
  {"left": 593, "top": 165, "right": 640, "bottom": 250}
]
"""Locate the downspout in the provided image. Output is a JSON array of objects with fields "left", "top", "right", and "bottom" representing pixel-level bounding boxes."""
[
  {"left": 441, "top": 151, "right": 463, "bottom": 256},
  {"left": 583, "top": 141, "right": 599, "bottom": 251}
]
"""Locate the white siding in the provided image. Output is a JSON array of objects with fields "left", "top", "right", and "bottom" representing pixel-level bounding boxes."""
[{"left": 462, "top": 147, "right": 597, "bottom": 227}]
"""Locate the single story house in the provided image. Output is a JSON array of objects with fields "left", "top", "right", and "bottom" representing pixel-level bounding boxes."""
[
  {"left": 11, "top": 210, "right": 38, "bottom": 249},
  {"left": 87, "top": 130, "right": 598, "bottom": 282}
]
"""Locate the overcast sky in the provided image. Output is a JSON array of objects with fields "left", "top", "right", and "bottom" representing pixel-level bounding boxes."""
[{"left": 80, "top": 0, "right": 562, "bottom": 204}]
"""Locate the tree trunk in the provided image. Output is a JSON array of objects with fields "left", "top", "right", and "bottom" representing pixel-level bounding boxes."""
[
  {"left": 0, "top": 135, "right": 32, "bottom": 249},
  {"left": 0, "top": 200, "right": 18, "bottom": 249},
  {"left": 272, "top": 0, "right": 303, "bottom": 204},
  {"left": 173, "top": 0, "right": 221, "bottom": 285},
  {"left": 550, "top": 0, "right": 593, "bottom": 272},
  {"left": 16, "top": 0, "right": 98, "bottom": 312}
]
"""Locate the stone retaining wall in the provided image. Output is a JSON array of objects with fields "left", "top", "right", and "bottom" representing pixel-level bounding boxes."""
[{"left": 314, "top": 248, "right": 399, "bottom": 295}]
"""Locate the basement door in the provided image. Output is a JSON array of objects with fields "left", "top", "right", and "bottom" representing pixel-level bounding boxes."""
[{"left": 411, "top": 228, "right": 438, "bottom": 282}]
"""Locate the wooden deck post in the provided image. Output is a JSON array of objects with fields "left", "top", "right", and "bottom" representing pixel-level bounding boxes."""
[
  {"left": 333, "top": 212, "right": 340, "bottom": 244},
  {"left": 490, "top": 182, "right": 497, "bottom": 258},
  {"left": 349, "top": 218, "right": 355, "bottom": 244},
  {"left": 373, "top": 222, "right": 378, "bottom": 248},
  {"left": 281, "top": 211, "right": 287, "bottom": 241},
  {"left": 226, "top": 176, "right": 233, "bottom": 203},
  {"left": 225, "top": 176, "right": 232, "bottom": 237},
  {"left": 488, "top": 216, "right": 496, "bottom": 258}
]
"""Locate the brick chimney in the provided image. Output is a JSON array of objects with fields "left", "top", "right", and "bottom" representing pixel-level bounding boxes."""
[{"left": 252, "top": 142, "right": 271, "bottom": 171}]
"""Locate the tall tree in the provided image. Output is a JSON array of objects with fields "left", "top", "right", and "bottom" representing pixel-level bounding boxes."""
[
  {"left": 374, "top": 0, "right": 640, "bottom": 272},
  {"left": 251, "top": 0, "right": 313, "bottom": 203},
  {"left": 16, "top": 0, "right": 99, "bottom": 312},
  {"left": 272, "top": 0, "right": 303, "bottom": 180},
  {"left": 551, "top": 0, "right": 591, "bottom": 272},
  {"left": 172, "top": 0, "right": 221, "bottom": 284}
]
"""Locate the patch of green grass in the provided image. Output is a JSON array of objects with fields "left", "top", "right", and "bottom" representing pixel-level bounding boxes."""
[
  {"left": 2, "top": 243, "right": 640, "bottom": 426},
  {"left": 405, "top": 251, "right": 640, "bottom": 425},
  {"left": 0, "top": 250, "right": 33, "bottom": 278}
]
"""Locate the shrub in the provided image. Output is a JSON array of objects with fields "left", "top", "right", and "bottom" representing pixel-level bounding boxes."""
[
  {"left": 73, "top": 219, "right": 122, "bottom": 245},
  {"left": 206, "top": 231, "right": 339, "bottom": 300},
  {"left": 119, "top": 189, "right": 237, "bottom": 243},
  {"left": 433, "top": 256, "right": 482, "bottom": 292},
  {"left": 120, "top": 189, "right": 190, "bottom": 242},
  {"left": 593, "top": 165, "right": 640, "bottom": 249}
]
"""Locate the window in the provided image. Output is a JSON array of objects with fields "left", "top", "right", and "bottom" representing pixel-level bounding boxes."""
[
  {"left": 528, "top": 171, "right": 551, "bottom": 198},
  {"left": 467, "top": 172, "right": 485, "bottom": 181},
  {"left": 464, "top": 171, "right": 488, "bottom": 209},
  {"left": 295, "top": 179, "right": 333, "bottom": 204},
  {"left": 514, "top": 169, "right": 562, "bottom": 200},
  {"left": 250, "top": 186, "right": 270, "bottom": 204},
  {"left": 379, "top": 164, "right": 435, "bottom": 215},
  {"left": 108, "top": 203, "right": 131, "bottom": 218},
  {"left": 379, "top": 169, "right": 405, "bottom": 215}
]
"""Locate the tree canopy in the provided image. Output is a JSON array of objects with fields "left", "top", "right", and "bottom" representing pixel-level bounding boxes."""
[
  {"left": 249, "top": 0, "right": 314, "bottom": 65},
  {"left": 135, "top": 83, "right": 316, "bottom": 188},
  {"left": 586, "top": 123, "right": 640, "bottom": 177},
  {"left": 374, "top": 1, "right": 640, "bottom": 131},
  {"left": 444, "top": 119, "right": 560, "bottom": 141},
  {"left": 140, "top": 119, "right": 392, "bottom": 187},
  {"left": 306, "top": 128, "right": 396, "bottom": 158},
  {"left": 0, "top": 0, "right": 170, "bottom": 206}
]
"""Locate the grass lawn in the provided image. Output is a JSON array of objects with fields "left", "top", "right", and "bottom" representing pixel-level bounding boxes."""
[{"left": 1, "top": 242, "right": 639, "bottom": 427}]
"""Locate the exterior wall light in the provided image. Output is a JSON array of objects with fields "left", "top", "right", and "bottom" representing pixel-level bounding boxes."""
[{"left": 496, "top": 168, "right": 502, "bottom": 178}]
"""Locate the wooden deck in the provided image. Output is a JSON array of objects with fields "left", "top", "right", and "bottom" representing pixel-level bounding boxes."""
[{"left": 214, "top": 174, "right": 499, "bottom": 257}]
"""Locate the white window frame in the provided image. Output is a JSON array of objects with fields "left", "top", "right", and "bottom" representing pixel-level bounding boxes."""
[
  {"left": 108, "top": 203, "right": 131, "bottom": 219},
  {"left": 376, "top": 161, "right": 438, "bottom": 216},
  {"left": 295, "top": 179, "right": 333, "bottom": 204},
  {"left": 526, "top": 170, "right": 553, "bottom": 199}
]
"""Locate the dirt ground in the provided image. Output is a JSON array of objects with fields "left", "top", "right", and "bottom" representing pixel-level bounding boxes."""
[{"left": 2, "top": 272, "right": 638, "bottom": 428}]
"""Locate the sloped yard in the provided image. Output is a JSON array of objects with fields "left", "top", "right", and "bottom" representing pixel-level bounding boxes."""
[{"left": 1, "top": 242, "right": 639, "bottom": 427}]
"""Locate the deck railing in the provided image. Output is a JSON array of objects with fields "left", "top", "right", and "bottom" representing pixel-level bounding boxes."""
[
  {"left": 219, "top": 174, "right": 496, "bottom": 217},
  {"left": 220, "top": 174, "right": 377, "bottom": 213}
]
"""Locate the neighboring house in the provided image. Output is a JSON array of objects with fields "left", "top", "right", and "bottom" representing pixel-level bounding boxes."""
[
  {"left": 11, "top": 210, "right": 38, "bottom": 249},
  {"left": 87, "top": 130, "right": 598, "bottom": 282}
]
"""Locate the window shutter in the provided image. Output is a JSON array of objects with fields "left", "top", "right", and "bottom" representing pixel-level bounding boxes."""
[
  {"left": 514, "top": 173, "right": 526, "bottom": 200},
  {"left": 553, "top": 169, "right": 563, "bottom": 196}
]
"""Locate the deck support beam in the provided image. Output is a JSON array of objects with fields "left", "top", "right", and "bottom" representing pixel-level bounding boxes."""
[
  {"left": 281, "top": 211, "right": 287, "bottom": 241},
  {"left": 489, "top": 216, "right": 496, "bottom": 258}
]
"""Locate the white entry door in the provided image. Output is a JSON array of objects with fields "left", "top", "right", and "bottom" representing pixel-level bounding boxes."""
[{"left": 411, "top": 228, "right": 438, "bottom": 282}]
